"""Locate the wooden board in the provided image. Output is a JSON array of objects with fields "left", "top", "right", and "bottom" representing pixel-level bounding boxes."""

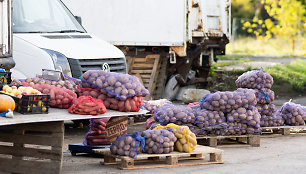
[
  {"left": 127, "top": 54, "right": 161, "bottom": 100},
  {"left": 197, "top": 135, "right": 260, "bottom": 147},
  {"left": 0, "top": 108, "right": 148, "bottom": 126},
  {"left": 93, "top": 145, "right": 223, "bottom": 170},
  {"left": 0, "top": 121, "right": 64, "bottom": 174},
  {"left": 261, "top": 125, "right": 306, "bottom": 137}
]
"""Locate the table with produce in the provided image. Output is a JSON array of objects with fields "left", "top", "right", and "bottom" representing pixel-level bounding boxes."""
[{"left": 0, "top": 69, "right": 150, "bottom": 174}]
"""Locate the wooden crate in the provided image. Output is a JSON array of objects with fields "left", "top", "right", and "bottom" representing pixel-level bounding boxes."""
[
  {"left": 261, "top": 125, "right": 306, "bottom": 137},
  {"left": 197, "top": 135, "right": 260, "bottom": 148},
  {"left": 93, "top": 145, "right": 223, "bottom": 170},
  {"left": 127, "top": 54, "right": 161, "bottom": 100},
  {"left": 0, "top": 121, "right": 64, "bottom": 174}
]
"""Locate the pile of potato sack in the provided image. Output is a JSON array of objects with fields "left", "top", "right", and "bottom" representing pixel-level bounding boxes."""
[
  {"left": 110, "top": 68, "right": 305, "bottom": 158},
  {"left": 145, "top": 68, "right": 306, "bottom": 138}
]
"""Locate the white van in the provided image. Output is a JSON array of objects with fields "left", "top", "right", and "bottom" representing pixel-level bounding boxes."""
[{"left": 11, "top": 0, "right": 127, "bottom": 79}]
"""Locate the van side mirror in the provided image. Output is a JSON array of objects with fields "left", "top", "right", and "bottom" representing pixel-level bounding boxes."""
[{"left": 75, "top": 16, "right": 82, "bottom": 25}]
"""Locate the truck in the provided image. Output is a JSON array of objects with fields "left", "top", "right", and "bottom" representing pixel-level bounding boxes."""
[
  {"left": 62, "top": 0, "right": 231, "bottom": 99},
  {"left": 11, "top": 0, "right": 127, "bottom": 79},
  {"left": 0, "top": 0, "right": 14, "bottom": 71}
]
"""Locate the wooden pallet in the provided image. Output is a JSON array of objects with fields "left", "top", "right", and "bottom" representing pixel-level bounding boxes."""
[
  {"left": 127, "top": 54, "right": 161, "bottom": 100},
  {"left": 197, "top": 135, "right": 260, "bottom": 148},
  {"left": 261, "top": 125, "right": 306, "bottom": 137},
  {"left": 0, "top": 121, "right": 63, "bottom": 174},
  {"left": 93, "top": 145, "right": 223, "bottom": 170}
]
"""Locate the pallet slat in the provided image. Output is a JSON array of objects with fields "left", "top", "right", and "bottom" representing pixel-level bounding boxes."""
[
  {"left": 261, "top": 126, "right": 306, "bottom": 137},
  {"left": 197, "top": 135, "right": 260, "bottom": 147}
]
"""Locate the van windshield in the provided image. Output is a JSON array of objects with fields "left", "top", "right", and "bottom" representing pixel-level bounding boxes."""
[{"left": 13, "top": 0, "right": 86, "bottom": 33}]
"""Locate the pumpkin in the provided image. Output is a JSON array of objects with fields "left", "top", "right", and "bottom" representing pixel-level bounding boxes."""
[{"left": 0, "top": 94, "right": 16, "bottom": 112}]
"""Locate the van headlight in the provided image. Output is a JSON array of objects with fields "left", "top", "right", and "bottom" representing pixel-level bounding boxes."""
[{"left": 41, "top": 48, "right": 72, "bottom": 77}]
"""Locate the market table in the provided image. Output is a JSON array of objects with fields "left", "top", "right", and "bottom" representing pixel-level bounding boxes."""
[{"left": 0, "top": 108, "right": 148, "bottom": 174}]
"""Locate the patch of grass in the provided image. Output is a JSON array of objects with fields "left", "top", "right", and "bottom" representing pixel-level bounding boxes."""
[
  {"left": 265, "top": 59, "right": 306, "bottom": 92},
  {"left": 227, "top": 37, "right": 306, "bottom": 56}
]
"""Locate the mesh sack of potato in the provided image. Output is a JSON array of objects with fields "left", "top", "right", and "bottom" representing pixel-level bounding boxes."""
[
  {"left": 256, "top": 103, "right": 276, "bottom": 116},
  {"left": 226, "top": 122, "right": 261, "bottom": 135},
  {"left": 200, "top": 88, "right": 257, "bottom": 113},
  {"left": 67, "top": 96, "right": 107, "bottom": 115},
  {"left": 235, "top": 68, "right": 273, "bottom": 89},
  {"left": 227, "top": 106, "right": 261, "bottom": 129},
  {"left": 277, "top": 101, "right": 306, "bottom": 126},
  {"left": 153, "top": 123, "right": 197, "bottom": 153},
  {"left": 193, "top": 107, "right": 227, "bottom": 135},
  {"left": 141, "top": 129, "right": 177, "bottom": 154},
  {"left": 254, "top": 89, "right": 275, "bottom": 104},
  {"left": 154, "top": 104, "right": 195, "bottom": 125},
  {"left": 84, "top": 118, "right": 111, "bottom": 145},
  {"left": 81, "top": 70, "right": 149, "bottom": 100},
  {"left": 143, "top": 99, "right": 172, "bottom": 114},
  {"left": 77, "top": 88, "right": 143, "bottom": 112},
  {"left": 260, "top": 114, "right": 284, "bottom": 127},
  {"left": 23, "top": 76, "right": 80, "bottom": 92},
  {"left": 110, "top": 132, "right": 145, "bottom": 158},
  {"left": 181, "top": 123, "right": 206, "bottom": 136},
  {"left": 22, "top": 82, "right": 77, "bottom": 109}
]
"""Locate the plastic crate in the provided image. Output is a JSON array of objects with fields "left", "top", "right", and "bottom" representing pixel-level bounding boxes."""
[
  {"left": 0, "top": 72, "right": 12, "bottom": 85},
  {"left": 0, "top": 92, "right": 50, "bottom": 114},
  {"left": 14, "top": 94, "right": 50, "bottom": 114}
]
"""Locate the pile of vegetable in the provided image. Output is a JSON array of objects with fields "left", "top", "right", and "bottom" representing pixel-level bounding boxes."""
[
  {"left": 81, "top": 70, "right": 149, "bottom": 100},
  {"left": 143, "top": 99, "right": 172, "bottom": 114},
  {"left": 256, "top": 104, "right": 275, "bottom": 116},
  {"left": 226, "top": 106, "right": 261, "bottom": 134},
  {"left": 67, "top": 96, "right": 107, "bottom": 115},
  {"left": 277, "top": 102, "right": 306, "bottom": 126},
  {"left": 227, "top": 122, "right": 261, "bottom": 135},
  {"left": 23, "top": 76, "right": 80, "bottom": 92},
  {"left": 22, "top": 82, "right": 77, "bottom": 109},
  {"left": 200, "top": 88, "right": 257, "bottom": 113},
  {"left": 260, "top": 113, "right": 284, "bottom": 127},
  {"left": 76, "top": 88, "right": 143, "bottom": 112},
  {"left": 141, "top": 129, "right": 177, "bottom": 154},
  {"left": 192, "top": 106, "right": 227, "bottom": 136},
  {"left": 235, "top": 68, "right": 273, "bottom": 89},
  {"left": 154, "top": 104, "right": 195, "bottom": 125},
  {"left": 84, "top": 118, "right": 111, "bottom": 145},
  {"left": 110, "top": 132, "right": 144, "bottom": 158},
  {"left": 152, "top": 124, "right": 197, "bottom": 153}
]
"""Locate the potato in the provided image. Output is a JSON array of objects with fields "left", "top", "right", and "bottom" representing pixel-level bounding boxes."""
[
  {"left": 176, "top": 141, "right": 183, "bottom": 152},
  {"left": 235, "top": 69, "right": 273, "bottom": 89},
  {"left": 119, "top": 140, "right": 125, "bottom": 148},
  {"left": 123, "top": 145, "right": 130, "bottom": 151},
  {"left": 183, "top": 144, "right": 190, "bottom": 153},
  {"left": 277, "top": 102, "right": 306, "bottom": 126},
  {"left": 142, "top": 129, "right": 176, "bottom": 154}
]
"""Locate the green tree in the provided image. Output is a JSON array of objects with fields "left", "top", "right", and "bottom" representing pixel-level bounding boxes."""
[{"left": 263, "top": 0, "right": 305, "bottom": 51}]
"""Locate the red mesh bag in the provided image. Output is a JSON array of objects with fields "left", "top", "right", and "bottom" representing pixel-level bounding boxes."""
[
  {"left": 67, "top": 96, "right": 107, "bottom": 115},
  {"left": 77, "top": 88, "right": 143, "bottom": 112},
  {"left": 22, "top": 82, "right": 77, "bottom": 108},
  {"left": 85, "top": 118, "right": 111, "bottom": 145}
]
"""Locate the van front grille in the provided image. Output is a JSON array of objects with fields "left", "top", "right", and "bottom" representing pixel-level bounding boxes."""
[{"left": 68, "top": 58, "right": 127, "bottom": 78}]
